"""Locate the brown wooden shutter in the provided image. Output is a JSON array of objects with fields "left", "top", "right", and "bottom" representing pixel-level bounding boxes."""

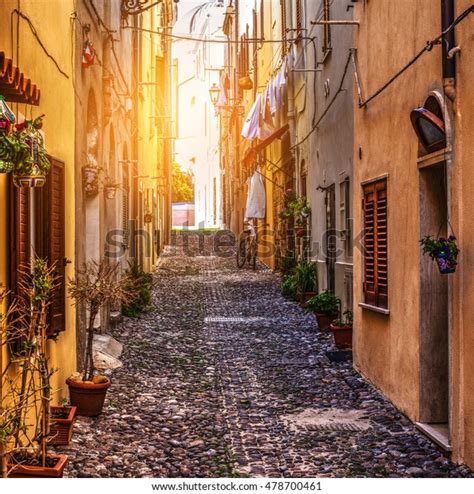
[
  {"left": 363, "top": 179, "right": 388, "bottom": 309},
  {"left": 10, "top": 183, "right": 31, "bottom": 291},
  {"left": 281, "top": 0, "right": 288, "bottom": 55},
  {"left": 296, "top": 0, "right": 303, "bottom": 35},
  {"left": 35, "top": 157, "right": 66, "bottom": 335}
]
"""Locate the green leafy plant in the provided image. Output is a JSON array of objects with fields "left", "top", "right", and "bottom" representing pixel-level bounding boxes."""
[
  {"left": 332, "top": 310, "right": 353, "bottom": 327},
  {"left": 281, "top": 274, "right": 298, "bottom": 300},
  {"left": 420, "top": 235, "right": 459, "bottom": 260},
  {"left": 172, "top": 162, "right": 194, "bottom": 203},
  {"left": 294, "top": 261, "right": 318, "bottom": 296},
  {"left": 306, "top": 289, "right": 340, "bottom": 315},
  {"left": 121, "top": 260, "right": 153, "bottom": 318},
  {"left": 280, "top": 250, "right": 297, "bottom": 277},
  {"left": 279, "top": 190, "right": 311, "bottom": 220},
  {"left": 13, "top": 117, "right": 51, "bottom": 177}
]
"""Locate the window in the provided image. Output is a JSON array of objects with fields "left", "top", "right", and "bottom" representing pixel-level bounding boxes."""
[
  {"left": 322, "top": 0, "right": 332, "bottom": 54},
  {"left": 362, "top": 179, "right": 388, "bottom": 309},
  {"left": 340, "top": 177, "right": 353, "bottom": 257},
  {"left": 10, "top": 158, "right": 66, "bottom": 337}
]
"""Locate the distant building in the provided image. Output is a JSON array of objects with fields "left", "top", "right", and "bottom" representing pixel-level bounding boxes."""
[{"left": 173, "top": 0, "right": 224, "bottom": 229}]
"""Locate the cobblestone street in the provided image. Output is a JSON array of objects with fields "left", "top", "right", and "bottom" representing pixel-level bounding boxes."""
[{"left": 58, "top": 237, "right": 472, "bottom": 478}]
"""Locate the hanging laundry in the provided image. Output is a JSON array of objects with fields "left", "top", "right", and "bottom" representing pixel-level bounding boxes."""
[
  {"left": 241, "top": 95, "right": 262, "bottom": 140},
  {"left": 260, "top": 83, "right": 274, "bottom": 133},
  {"left": 275, "top": 59, "right": 287, "bottom": 108},
  {"left": 245, "top": 166, "right": 266, "bottom": 219},
  {"left": 269, "top": 77, "right": 278, "bottom": 115},
  {"left": 216, "top": 73, "right": 230, "bottom": 110}
]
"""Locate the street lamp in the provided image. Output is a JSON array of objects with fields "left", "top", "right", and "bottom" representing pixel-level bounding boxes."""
[{"left": 208, "top": 82, "right": 220, "bottom": 106}]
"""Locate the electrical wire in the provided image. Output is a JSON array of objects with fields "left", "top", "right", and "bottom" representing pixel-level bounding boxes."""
[
  {"left": 356, "top": 3, "right": 474, "bottom": 108},
  {"left": 11, "top": 9, "right": 69, "bottom": 79},
  {"left": 87, "top": 0, "right": 132, "bottom": 96},
  {"left": 124, "top": 25, "right": 315, "bottom": 45}
]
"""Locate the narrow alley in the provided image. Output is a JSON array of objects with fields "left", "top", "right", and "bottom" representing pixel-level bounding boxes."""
[{"left": 59, "top": 234, "right": 471, "bottom": 478}]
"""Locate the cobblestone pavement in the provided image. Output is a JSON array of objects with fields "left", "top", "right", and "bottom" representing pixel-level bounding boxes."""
[{"left": 59, "top": 234, "right": 473, "bottom": 478}]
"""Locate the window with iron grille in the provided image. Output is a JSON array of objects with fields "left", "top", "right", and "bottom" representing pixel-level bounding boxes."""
[{"left": 362, "top": 179, "right": 388, "bottom": 309}]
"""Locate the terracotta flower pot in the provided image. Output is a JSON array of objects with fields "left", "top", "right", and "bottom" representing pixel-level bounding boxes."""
[
  {"left": 295, "top": 226, "right": 306, "bottom": 238},
  {"left": 7, "top": 453, "right": 68, "bottom": 478},
  {"left": 300, "top": 291, "right": 317, "bottom": 308},
  {"left": 315, "top": 312, "right": 338, "bottom": 332},
  {"left": 329, "top": 323, "right": 353, "bottom": 349},
  {"left": 66, "top": 377, "right": 111, "bottom": 417},
  {"left": 83, "top": 166, "right": 97, "bottom": 183},
  {"left": 48, "top": 405, "right": 77, "bottom": 445}
]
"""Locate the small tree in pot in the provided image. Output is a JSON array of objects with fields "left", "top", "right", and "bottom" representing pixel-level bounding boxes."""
[{"left": 67, "top": 260, "right": 133, "bottom": 416}]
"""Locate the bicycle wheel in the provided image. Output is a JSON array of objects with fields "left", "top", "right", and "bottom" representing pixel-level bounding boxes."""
[{"left": 236, "top": 238, "right": 247, "bottom": 268}]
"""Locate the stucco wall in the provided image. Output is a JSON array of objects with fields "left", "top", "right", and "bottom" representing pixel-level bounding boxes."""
[
  {"left": 353, "top": 0, "right": 474, "bottom": 468},
  {"left": 0, "top": 0, "right": 76, "bottom": 398}
]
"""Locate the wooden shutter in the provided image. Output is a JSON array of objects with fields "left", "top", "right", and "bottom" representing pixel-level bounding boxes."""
[
  {"left": 35, "top": 158, "right": 66, "bottom": 335},
  {"left": 122, "top": 162, "right": 130, "bottom": 248},
  {"left": 363, "top": 179, "right": 388, "bottom": 309},
  {"left": 10, "top": 183, "right": 31, "bottom": 290},
  {"left": 280, "top": 0, "right": 288, "bottom": 55},
  {"left": 296, "top": 0, "right": 303, "bottom": 35}
]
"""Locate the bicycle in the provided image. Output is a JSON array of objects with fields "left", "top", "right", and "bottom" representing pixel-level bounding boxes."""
[{"left": 237, "top": 220, "right": 257, "bottom": 270}]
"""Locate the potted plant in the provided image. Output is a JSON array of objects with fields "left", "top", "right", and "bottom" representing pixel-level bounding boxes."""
[
  {"left": 12, "top": 116, "right": 51, "bottom": 188},
  {"left": 83, "top": 155, "right": 100, "bottom": 196},
  {"left": 48, "top": 401, "right": 77, "bottom": 446},
  {"left": 306, "top": 289, "right": 340, "bottom": 331},
  {"left": 279, "top": 249, "right": 297, "bottom": 278},
  {"left": 294, "top": 217, "right": 307, "bottom": 238},
  {"left": 4, "top": 258, "right": 68, "bottom": 477},
  {"left": 0, "top": 96, "right": 17, "bottom": 174},
  {"left": 420, "top": 235, "right": 459, "bottom": 274},
  {"left": 104, "top": 176, "right": 119, "bottom": 199},
  {"left": 294, "top": 261, "right": 319, "bottom": 306},
  {"left": 281, "top": 274, "right": 298, "bottom": 301},
  {"left": 67, "top": 260, "right": 132, "bottom": 416},
  {"left": 329, "top": 310, "right": 353, "bottom": 349},
  {"left": 121, "top": 260, "right": 153, "bottom": 318}
]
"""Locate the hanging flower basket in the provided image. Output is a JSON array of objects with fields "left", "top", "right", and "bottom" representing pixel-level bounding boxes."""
[
  {"left": 83, "top": 165, "right": 99, "bottom": 196},
  {"left": 435, "top": 253, "right": 457, "bottom": 274},
  {"left": 105, "top": 185, "right": 117, "bottom": 199},
  {"left": 12, "top": 116, "right": 51, "bottom": 188},
  {"left": 420, "top": 235, "right": 459, "bottom": 275}
]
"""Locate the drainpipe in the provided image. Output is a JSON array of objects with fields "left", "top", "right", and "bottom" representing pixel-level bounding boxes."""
[{"left": 441, "top": 0, "right": 456, "bottom": 100}]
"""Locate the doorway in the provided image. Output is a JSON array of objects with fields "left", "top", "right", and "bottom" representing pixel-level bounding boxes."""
[
  {"left": 325, "top": 184, "right": 336, "bottom": 292},
  {"left": 418, "top": 162, "right": 450, "bottom": 444}
]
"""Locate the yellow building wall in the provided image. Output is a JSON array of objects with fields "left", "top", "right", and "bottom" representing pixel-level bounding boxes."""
[
  {"left": 452, "top": 0, "right": 474, "bottom": 468},
  {"left": 353, "top": 0, "right": 474, "bottom": 468},
  {"left": 0, "top": 0, "right": 76, "bottom": 401}
]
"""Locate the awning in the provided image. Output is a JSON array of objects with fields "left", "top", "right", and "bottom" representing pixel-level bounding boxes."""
[
  {"left": 0, "top": 52, "right": 41, "bottom": 105},
  {"left": 242, "top": 123, "right": 290, "bottom": 168}
]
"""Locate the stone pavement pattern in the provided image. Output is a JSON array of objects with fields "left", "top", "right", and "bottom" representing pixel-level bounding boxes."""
[{"left": 58, "top": 234, "right": 473, "bottom": 478}]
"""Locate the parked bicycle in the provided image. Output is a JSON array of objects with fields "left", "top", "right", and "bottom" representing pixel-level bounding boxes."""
[{"left": 237, "top": 219, "right": 257, "bottom": 270}]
